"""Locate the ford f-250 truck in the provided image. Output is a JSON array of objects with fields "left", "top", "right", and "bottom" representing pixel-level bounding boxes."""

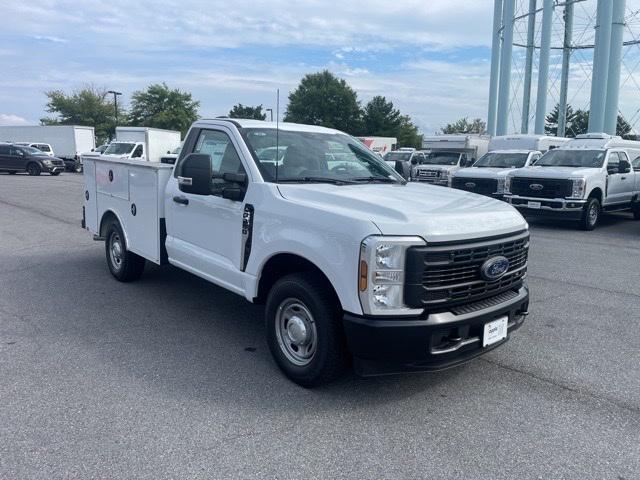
[
  {"left": 505, "top": 133, "right": 640, "bottom": 230},
  {"left": 82, "top": 119, "right": 530, "bottom": 386}
]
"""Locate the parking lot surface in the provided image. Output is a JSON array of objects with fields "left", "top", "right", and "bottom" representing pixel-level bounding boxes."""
[{"left": 1, "top": 172, "right": 639, "bottom": 479}]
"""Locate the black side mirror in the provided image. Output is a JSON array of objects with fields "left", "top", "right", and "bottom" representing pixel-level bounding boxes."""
[
  {"left": 222, "top": 187, "right": 245, "bottom": 201},
  {"left": 178, "top": 153, "right": 212, "bottom": 195},
  {"left": 607, "top": 165, "right": 619, "bottom": 175},
  {"left": 620, "top": 160, "right": 631, "bottom": 174},
  {"left": 220, "top": 172, "right": 247, "bottom": 202},
  {"left": 222, "top": 172, "right": 247, "bottom": 184},
  {"left": 411, "top": 158, "right": 418, "bottom": 165}
]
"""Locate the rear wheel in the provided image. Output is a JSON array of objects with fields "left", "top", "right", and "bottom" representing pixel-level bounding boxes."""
[
  {"left": 580, "top": 197, "right": 600, "bottom": 230},
  {"left": 633, "top": 204, "right": 640, "bottom": 220},
  {"left": 266, "top": 273, "right": 348, "bottom": 387},
  {"left": 104, "top": 219, "right": 145, "bottom": 282},
  {"left": 26, "top": 163, "right": 41, "bottom": 176},
  {"left": 50, "top": 171, "right": 61, "bottom": 176},
  {"left": 8, "top": 171, "right": 16, "bottom": 175}
]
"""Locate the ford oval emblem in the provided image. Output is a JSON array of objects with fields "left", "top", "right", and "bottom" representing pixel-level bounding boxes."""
[
  {"left": 480, "top": 256, "right": 510, "bottom": 281},
  {"left": 465, "top": 182, "right": 476, "bottom": 188},
  {"left": 529, "top": 183, "right": 543, "bottom": 191}
]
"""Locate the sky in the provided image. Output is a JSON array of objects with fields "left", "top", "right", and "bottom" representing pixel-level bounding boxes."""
[{"left": 1, "top": 0, "right": 640, "bottom": 134}]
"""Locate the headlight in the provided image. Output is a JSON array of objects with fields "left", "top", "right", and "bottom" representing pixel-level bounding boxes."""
[
  {"left": 358, "top": 236, "right": 425, "bottom": 316},
  {"left": 496, "top": 178, "right": 506, "bottom": 194},
  {"left": 42, "top": 159, "right": 52, "bottom": 166},
  {"left": 504, "top": 176, "right": 512, "bottom": 194},
  {"left": 570, "top": 178, "right": 586, "bottom": 199}
]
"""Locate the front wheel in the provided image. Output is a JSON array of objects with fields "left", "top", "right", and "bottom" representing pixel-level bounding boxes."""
[
  {"left": 266, "top": 273, "right": 348, "bottom": 387},
  {"left": 27, "top": 163, "right": 41, "bottom": 176},
  {"left": 50, "top": 171, "right": 61, "bottom": 176},
  {"left": 104, "top": 219, "right": 145, "bottom": 282},
  {"left": 580, "top": 197, "right": 601, "bottom": 230},
  {"left": 8, "top": 171, "right": 16, "bottom": 175}
]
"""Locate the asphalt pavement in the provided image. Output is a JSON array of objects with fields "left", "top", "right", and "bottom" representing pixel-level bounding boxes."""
[{"left": 0, "top": 172, "right": 639, "bottom": 479}]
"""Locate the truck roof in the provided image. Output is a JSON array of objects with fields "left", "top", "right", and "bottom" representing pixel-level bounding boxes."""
[
  {"left": 195, "top": 118, "right": 345, "bottom": 135},
  {"left": 562, "top": 133, "right": 640, "bottom": 150}
]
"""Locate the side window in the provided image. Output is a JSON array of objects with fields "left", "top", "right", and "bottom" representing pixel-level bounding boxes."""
[
  {"left": 0, "top": 145, "right": 10, "bottom": 155},
  {"left": 131, "top": 145, "right": 143, "bottom": 158},
  {"left": 10, "top": 147, "right": 23, "bottom": 156},
  {"left": 633, "top": 156, "right": 640, "bottom": 170},
  {"left": 530, "top": 154, "right": 541, "bottom": 164},
  {"left": 193, "top": 129, "right": 246, "bottom": 194},
  {"left": 607, "top": 152, "right": 620, "bottom": 173}
]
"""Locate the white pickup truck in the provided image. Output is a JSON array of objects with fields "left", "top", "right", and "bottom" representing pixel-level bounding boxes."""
[
  {"left": 505, "top": 133, "right": 640, "bottom": 230},
  {"left": 452, "top": 135, "right": 569, "bottom": 199},
  {"left": 82, "top": 119, "right": 530, "bottom": 386}
]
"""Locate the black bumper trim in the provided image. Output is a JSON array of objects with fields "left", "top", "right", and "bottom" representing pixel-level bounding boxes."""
[{"left": 343, "top": 286, "right": 529, "bottom": 376}]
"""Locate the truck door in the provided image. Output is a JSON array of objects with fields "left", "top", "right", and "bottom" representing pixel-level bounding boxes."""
[
  {"left": 0, "top": 144, "right": 13, "bottom": 170},
  {"left": 606, "top": 151, "right": 632, "bottom": 205},
  {"left": 165, "top": 127, "right": 247, "bottom": 292}
]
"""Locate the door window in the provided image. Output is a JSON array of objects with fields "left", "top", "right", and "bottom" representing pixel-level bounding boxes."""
[
  {"left": 131, "top": 145, "right": 144, "bottom": 158},
  {"left": 607, "top": 152, "right": 620, "bottom": 174},
  {"left": 193, "top": 129, "right": 246, "bottom": 195},
  {"left": 0, "top": 145, "right": 10, "bottom": 155}
]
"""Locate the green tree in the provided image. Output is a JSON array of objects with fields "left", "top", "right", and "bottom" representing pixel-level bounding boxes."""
[
  {"left": 228, "top": 104, "right": 267, "bottom": 120},
  {"left": 362, "top": 96, "right": 402, "bottom": 136},
  {"left": 546, "top": 103, "right": 632, "bottom": 138},
  {"left": 396, "top": 115, "right": 423, "bottom": 149},
  {"left": 40, "top": 86, "right": 115, "bottom": 144},
  {"left": 441, "top": 117, "right": 486, "bottom": 134},
  {"left": 129, "top": 83, "right": 199, "bottom": 136},
  {"left": 284, "top": 70, "right": 362, "bottom": 134}
]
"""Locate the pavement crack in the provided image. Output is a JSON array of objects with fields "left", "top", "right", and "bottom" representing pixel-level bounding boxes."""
[{"left": 481, "top": 357, "right": 640, "bottom": 417}]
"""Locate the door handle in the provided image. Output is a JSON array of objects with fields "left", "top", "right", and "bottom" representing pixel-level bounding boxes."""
[
  {"left": 621, "top": 176, "right": 627, "bottom": 180},
  {"left": 173, "top": 195, "right": 189, "bottom": 205}
]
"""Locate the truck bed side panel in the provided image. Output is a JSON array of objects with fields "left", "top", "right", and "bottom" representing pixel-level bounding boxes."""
[
  {"left": 83, "top": 160, "right": 98, "bottom": 233},
  {"left": 128, "top": 166, "right": 161, "bottom": 263}
]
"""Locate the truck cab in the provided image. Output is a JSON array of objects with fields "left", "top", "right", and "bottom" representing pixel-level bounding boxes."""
[
  {"left": 383, "top": 148, "right": 425, "bottom": 180},
  {"left": 83, "top": 119, "right": 530, "bottom": 386},
  {"left": 102, "top": 141, "right": 146, "bottom": 160},
  {"left": 505, "top": 133, "right": 640, "bottom": 230},
  {"left": 413, "top": 135, "right": 490, "bottom": 185}
]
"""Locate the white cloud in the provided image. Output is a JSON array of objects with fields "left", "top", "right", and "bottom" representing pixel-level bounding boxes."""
[
  {"left": 0, "top": 114, "right": 31, "bottom": 125},
  {"left": 31, "top": 35, "right": 68, "bottom": 43}
]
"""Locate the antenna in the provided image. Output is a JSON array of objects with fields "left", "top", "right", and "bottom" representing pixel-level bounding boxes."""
[{"left": 275, "top": 89, "right": 280, "bottom": 183}]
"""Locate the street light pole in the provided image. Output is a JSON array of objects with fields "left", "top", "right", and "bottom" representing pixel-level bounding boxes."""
[{"left": 107, "top": 90, "right": 122, "bottom": 138}]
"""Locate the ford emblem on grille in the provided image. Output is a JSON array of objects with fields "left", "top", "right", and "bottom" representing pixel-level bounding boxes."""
[
  {"left": 480, "top": 256, "right": 510, "bottom": 281},
  {"left": 465, "top": 182, "right": 476, "bottom": 188},
  {"left": 529, "top": 183, "right": 544, "bottom": 190}
]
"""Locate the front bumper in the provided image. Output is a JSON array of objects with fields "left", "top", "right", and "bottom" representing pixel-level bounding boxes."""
[
  {"left": 506, "top": 195, "right": 586, "bottom": 219},
  {"left": 42, "top": 164, "right": 65, "bottom": 174},
  {"left": 343, "top": 286, "right": 529, "bottom": 376}
]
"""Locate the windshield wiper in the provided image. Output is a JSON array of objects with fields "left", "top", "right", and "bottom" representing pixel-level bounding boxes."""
[
  {"left": 278, "top": 176, "right": 357, "bottom": 185},
  {"left": 352, "top": 176, "right": 403, "bottom": 184}
]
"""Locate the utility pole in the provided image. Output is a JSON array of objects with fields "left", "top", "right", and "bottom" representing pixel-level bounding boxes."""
[
  {"left": 534, "top": 0, "right": 554, "bottom": 134},
  {"left": 603, "top": 0, "right": 627, "bottom": 135},
  {"left": 589, "top": 0, "right": 614, "bottom": 132},
  {"left": 558, "top": 0, "right": 575, "bottom": 137},
  {"left": 488, "top": 0, "right": 504, "bottom": 136},
  {"left": 496, "top": 0, "right": 515, "bottom": 136},
  {"left": 107, "top": 90, "right": 122, "bottom": 139}
]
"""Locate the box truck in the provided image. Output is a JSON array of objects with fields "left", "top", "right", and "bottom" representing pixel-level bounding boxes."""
[
  {"left": 100, "top": 127, "right": 181, "bottom": 163},
  {"left": 0, "top": 125, "right": 95, "bottom": 171},
  {"left": 357, "top": 136, "right": 397, "bottom": 156}
]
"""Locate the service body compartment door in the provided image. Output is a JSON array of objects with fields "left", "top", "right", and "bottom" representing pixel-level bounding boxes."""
[
  {"left": 96, "top": 162, "right": 129, "bottom": 200},
  {"left": 83, "top": 160, "right": 98, "bottom": 233},
  {"left": 128, "top": 166, "right": 160, "bottom": 263}
]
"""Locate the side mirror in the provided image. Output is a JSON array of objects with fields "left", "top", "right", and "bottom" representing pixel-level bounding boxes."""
[
  {"left": 620, "top": 160, "right": 631, "bottom": 174},
  {"left": 178, "top": 153, "right": 212, "bottom": 195},
  {"left": 167, "top": 150, "right": 171, "bottom": 154},
  {"left": 411, "top": 158, "right": 418, "bottom": 165},
  {"left": 222, "top": 172, "right": 247, "bottom": 184},
  {"left": 607, "top": 165, "right": 619, "bottom": 175}
]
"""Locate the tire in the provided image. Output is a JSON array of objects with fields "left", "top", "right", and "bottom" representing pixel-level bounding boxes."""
[
  {"left": 633, "top": 204, "right": 640, "bottom": 220},
  {"left": 265, "top": 273, "right": 348, "bottom": 387},
  {"left": 26, "top": 163, "right": 41, "bottom": 176},
  {"left": 50, "top": 171, "right": 61, "bottom": 176},
  {"left": 8, "top": 171, "right": 16, "bottom": 175},
  {"left": 104, "top": 219, "right": 145, "bottom": 282},
  {"left": 580, "top": 197, "right": 601, "bottom": 230}
]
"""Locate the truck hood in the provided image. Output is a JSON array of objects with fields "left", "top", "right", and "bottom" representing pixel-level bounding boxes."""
[
  {"left": 509, "top": 166, "right": 600, "bottom": 179},
  {"left": 455, "top": 167, "right": 514, "bottom": 179},
  {"left": 277, "top": 183, "right": 527, "bottom": 243}
]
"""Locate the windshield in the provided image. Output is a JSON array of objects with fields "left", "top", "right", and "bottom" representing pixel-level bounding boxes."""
[
  {"left": 535, "top": 149, "right": 605, "bottom": 168},
  {"left": 171, "top": 146, "right": 182, "bottom": 155},
  {"left": 19, "top": 146, "right": 44, "bottom": 155},
  {"left": 422, "top": 151, "right": 461, "bottom": 165},
  {"left": 104, "top": 142, "right": 136, "bottom": 155},
  {"left": 474, "top": 152, "right": 529, "bottom": 168},
  {"left": 383, "top": 152, "right": 412, "bottom": 162},
  {"left": 242, "top": 128, "right": 404, "bottom": 184}
]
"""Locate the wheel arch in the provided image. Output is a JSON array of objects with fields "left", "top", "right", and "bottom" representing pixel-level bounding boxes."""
[
  {"left": 255, "top": 253, "right": 342, "bottom": 309},
  {"left": 99, "top": 209, "right": 129, "bottom": 246},
  {"left": 588, "top": 187, "right": 603, "bottom": 203}
]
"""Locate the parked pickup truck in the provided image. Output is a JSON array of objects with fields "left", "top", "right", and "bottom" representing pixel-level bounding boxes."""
[
  {"left": 413, "top": 135, "right": 490, "bottom": 185},
  {"left": 452, "top": 135, "right": 569, "bottom": 199},
  {"left": 505, "top": 133, "right": 640, "bottom": 230},
  {"left": 82, "top": 119, "right": 530, "bottom": 386}
]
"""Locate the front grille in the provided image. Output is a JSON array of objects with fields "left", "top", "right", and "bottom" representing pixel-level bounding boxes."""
[
  {"left": 451, "top": 177, "right": 498, "bottom": 196},
  {"left": 404, "top": 231, "right": 529, "bottom": 310},
  {"left": 510, "top": 177, "right": 572, "bottom": 199},
  {"left": 52, "top": 160, "right": 64, "bottom": 166}
]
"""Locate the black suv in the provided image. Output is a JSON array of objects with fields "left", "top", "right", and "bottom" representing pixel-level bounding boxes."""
[{"left": 0, "top": 143, "right": 65, "bottom": 176}]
